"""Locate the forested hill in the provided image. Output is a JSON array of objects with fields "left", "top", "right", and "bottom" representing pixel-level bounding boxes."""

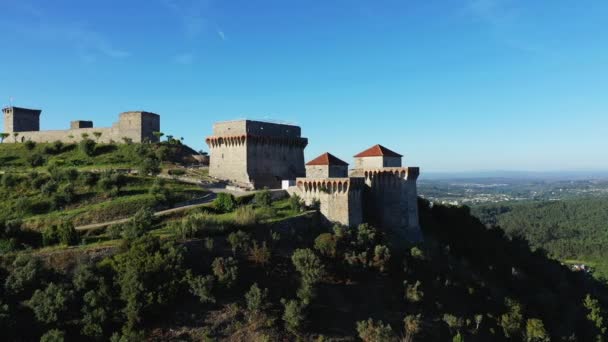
[
  {"left": 472, "top": 197, "right": 608, "bottom": 281},
  {"left": 1, "top": 195, "right": 607, "bottom": 341}
]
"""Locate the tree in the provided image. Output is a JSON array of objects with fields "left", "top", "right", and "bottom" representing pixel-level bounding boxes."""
[
  {"left": 372, "top": 245, "right": 391, "bottom": 272},
  {"left": 0, "top": 132, "right": 8, "bottom": 143},
  {"left": 356, "top": 318, "right": 396, "bottom": 342},
  {"left": 185, "top": 271, "right": 215, "bottom": 304},
  {"left": 138, "top": 156, "right": 161, "bottom": 176},
  {"left": 501, "top": 298, "right": 524, "bottom": 339},
  {"left": 122, "top": 207, "right": 155, "bottom": 241},
  {"left": 227, "top": 230, "right": 251, "bottom": 256},
  {"left": 404, "top": 314, "right": 422, "bottom": 342},
  {"left": 93, "top": 131, "right": 102, "bottom": 142},
  {"left": 405, "top": 280, "right": 424, "bottom": 303},
  {"left": 4, "top": 254, "right": 42, "bottom": 296},
  {"left": 112, "top": 235, "right": 185, "bottom": 333},
  {"left": 79, "top": 138, "right": 96, "bottom": 156},
  {"left": 12, "top": 132, "right": 19, "bottom": 142},
  {"left": 291, "top": 248, "right": 325, "bottom": 285},
  {"left": 288, "top": 194, "right": 304, "bottom": 213},
  {"left": 281, "top": 299, "right": 305, "bottom": 334},
  {"left": 152, "top": 131, "right": 164, "bottom": 142},
  {"left": 28, "top": 282, "right": 72, "bottom": 324},
  {"left": 81, "top": 133, "right": 89, "bottom": 140},
  {"left": 584, "top": 294, "right": 607, "bottom": 340},
  {"left": 525, "top": 318, "right": 550, "bottom": 342},
  {"left": 40, "top": 329, "right": 65, "bottom": 342},
  {"left": 212, "top": 257, "right": 238, "bottom": 288},
  {"left": 245, "top": 283, "right": 268, "bottom": 318},
  {"left": 314, "top": 233, "right": 337, "bottom": 258}
]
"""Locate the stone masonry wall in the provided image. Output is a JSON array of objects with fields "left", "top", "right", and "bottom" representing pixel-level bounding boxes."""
[
  {"left": 1, "top": 111, "right": 160, "bottom": 144},
  {"left": 294, "top": 178, "right": 364, "bottom": 227}
]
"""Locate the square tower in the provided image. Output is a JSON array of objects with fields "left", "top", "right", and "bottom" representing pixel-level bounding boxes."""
[
  {"left": 117, "top": 111, "right": 160, "bottom": 143},
  {"left": 3, "top": 107, "right": 41, "bottom": 132},
  {"left": 206, "top": 120, "right": 308, "bottom": 189}
]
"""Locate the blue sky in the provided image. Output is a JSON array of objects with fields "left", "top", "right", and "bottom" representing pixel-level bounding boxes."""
[{"left": 1, "top": 0, "right": 607, "bottom": 172}]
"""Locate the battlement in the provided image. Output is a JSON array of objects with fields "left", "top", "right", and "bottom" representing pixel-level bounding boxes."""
[
  {"left": 351, "top": 167, "right": 420, "bottom": 181},
  {"left": 296, "top": 177, "right": 365, "bottom": 194},
  {"left": 212, "top": 119, "right": 301, "bottom": 138},
  {"left": 205, "top": 134, "right": 308, "bottom": 148}
]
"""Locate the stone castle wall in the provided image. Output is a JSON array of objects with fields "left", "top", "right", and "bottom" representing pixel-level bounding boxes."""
[
  {"left": 357, "top": 167, "right": 421, "bottom": 242},
  {"left": 206, "top": 120, "right": 307, "bottom": 189},
  {"left": 1, "top": 110, "right": 160, "bottom": 144},
  {"left": 295, "top": 177, "right": 364, "bottom": 227}
]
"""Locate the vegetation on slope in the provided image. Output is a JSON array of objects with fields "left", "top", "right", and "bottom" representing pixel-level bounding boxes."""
[
  {"left": 1, "top": 195, "right": 607, "bottom": 341},
  {"left": 472, "top": 197, "right": 608, "bottom": 281}
]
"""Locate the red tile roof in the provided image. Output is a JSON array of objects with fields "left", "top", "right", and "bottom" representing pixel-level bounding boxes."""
[
  {"left": 354, "top": 144, "right": 402, "bottom": 158},
  {"left": 306, "top": 152, "right": 349, "bottom": 166}
]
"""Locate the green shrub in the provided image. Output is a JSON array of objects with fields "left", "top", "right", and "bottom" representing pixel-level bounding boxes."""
[
  {"left": 24, "top": 140, "right": 36, "bottom": 150},
  {"left": 79, "top": 139, "right": 96, "bottom": 156},
  {"left": 174, "top": 212, "right": 222, "bottom": 239},
  {"left": 58, "top": 222, "right": 79, "bottom": 246},
  {"left": 27, "top": 153, "right": 46, "bottom": 167},
  {"left": 5, "top": 254, "right": 43, "bottom": 296},
  {"left": 167, "top": 169, "right": 186, "bottom": 176},
  {"left": 80, "top": 172, "right": 99, "bottom": 187},
  {"left": 1, "top": 173, "right": 18, "bottom": 188},
  {"left": 139, "top": 156, "right": 161, "bottom": 175},
  {"left": 122, "top": 207, "right": 155, "bottom": 241},
  {"left": 212, "top": 257, "right": 238, "bottom": 288},
  {"left": 355, "top": 319, "right": 395, "bottom": 342},
  {"left": 245, "top": 283, "right": 268, "bottom": 316},
  {"left": 214, "top": 193, "right": 236, "bottom": 213},
  {"left": 149, "top": 178, "right": 169, "bottom": 204},
  {"left": 254, "top": 188, "right": 272, "bottom": 207},
  {"left": 314, "top": 233, "right": 337, "bottom": 258},
  {"left": 42, "top": 225, "right": 59, "bottom": 246},
  {"left": 281, "top": 299, "right": 305, "bottom": 334},
  {"left": 235, "top": 205, "right": 257, "bottom": 226},
  {"left": 227, "top": 230, "right": 251, "bottom": 255},
  {"left": 28, "top": 282, "right": 72, "bottom": 324},
  {"left": 291, "top": 248, "right": 325, "bottom": 285},
  {"left": 185, "top": 271, "right": 215, "bottom": 304},
  {"left": 40, "top": 329, "right": 65, "bottom": 342},
  {"left": 288, "top": 194, "right": 305, "bottom": 213}
]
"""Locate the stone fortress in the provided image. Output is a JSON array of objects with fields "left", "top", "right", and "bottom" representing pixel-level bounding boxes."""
[
  {"left": 206, "top": 120, "right": 422, "bottom": 242},
  {"left": 2, "top": 106, "right": 160, "bottom": 143}
]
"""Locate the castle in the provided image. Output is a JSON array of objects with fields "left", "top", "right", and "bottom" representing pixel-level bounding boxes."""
[
  {"left": 2, "top": 106, "right": 160, "bottom": 143},
  {"left": 206, "top": 120, "right": 422, "bottom": 242}
]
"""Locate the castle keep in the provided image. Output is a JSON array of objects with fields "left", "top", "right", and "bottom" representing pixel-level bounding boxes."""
[
  {"left": 206, "top": 120, "right": 307, "bottom": 189},
  {"left": 2, "top": 106, "right": 160, "bottom": 144}
]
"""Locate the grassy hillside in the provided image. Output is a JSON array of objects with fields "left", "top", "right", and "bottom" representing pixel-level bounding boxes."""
[
  {"left": 0, "top": 141, "right": 208, "bottom": 230},
  {"left": 472, "top": 197, "right": 608, "bottom": 281},
  {"left": 1, "top": 195, "right": 607, "bottom": 341}
]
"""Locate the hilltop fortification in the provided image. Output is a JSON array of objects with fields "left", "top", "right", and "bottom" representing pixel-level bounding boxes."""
[{"left": 2, "top": 106, "right": 160, "bottom": 143}]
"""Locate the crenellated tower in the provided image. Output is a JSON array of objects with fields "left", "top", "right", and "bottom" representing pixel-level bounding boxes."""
[
  {"left": 350, "top": 145, "right": 422, "bottom": 242},
  {"left": 206, "top": 120, "right": 308, "bottom": 189}
]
